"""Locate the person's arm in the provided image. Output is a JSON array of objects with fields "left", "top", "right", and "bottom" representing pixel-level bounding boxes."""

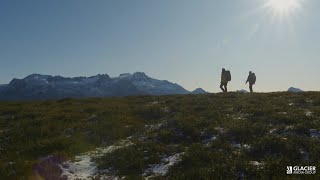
[{"left": 245, "top": 76, "right": 249, "bottom": 84}]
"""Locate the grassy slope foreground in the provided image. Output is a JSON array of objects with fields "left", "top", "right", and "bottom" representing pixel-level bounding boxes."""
[{"left": 0, "top": 92, "right": 320, "bottom": 179}]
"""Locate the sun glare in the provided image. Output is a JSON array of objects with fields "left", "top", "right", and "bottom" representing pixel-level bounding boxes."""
[{"left": 265, "top": 0, "right": 303, "bottom": 17}]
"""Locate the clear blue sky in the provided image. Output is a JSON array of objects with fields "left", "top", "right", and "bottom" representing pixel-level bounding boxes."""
[{"left": 1, "top": 0, "right": 319, "bottom": 92}]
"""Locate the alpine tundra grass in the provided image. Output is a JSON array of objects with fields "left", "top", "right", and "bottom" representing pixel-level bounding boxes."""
[{"left": 0, "top": 92, "right": 320, "bottom": 179}]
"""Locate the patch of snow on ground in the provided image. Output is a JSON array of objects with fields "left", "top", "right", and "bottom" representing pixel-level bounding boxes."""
[
  {"left": 285, "top": 126, "right": 294, "bottom": 130},
  {"left": 306, "top": 111, "right": 312, "bottom": 117},
  {"left": 86, "top": 114, "right": 97, "bottom": 120},
  {"left": 242, "top": 144, "right": 251, "bottom": 149},
  {"left": 143, "top": 152, "right": 185, "bottom": 179},
  {"left": 310, "top": 129, "right": 320, "bottom": 138},
  {"left": 231, "top": 142, "right": 251, "bottom": 149},
  {"left": 269, "top": 128, "right": 277, "bottom": 134},
  {"left": 148, "top": 101, "right": 159, "bottom": 106},
  {"left": 307, "top": 99, "right": 313, "bottom": 104},
  {"left": 232, "top": 113, "right": 249, "bottom": 120},
  {"left": 289, "top": 103, "right": 294, "bottom": 106},
  {"left": 145, "top": 122, "right": 166, "bottom": 133},
  {"left": 151, "top": 101, "right": 158, "bottom": 105},
  {"left": 214, "top": 127, "right": 224, "bottom": 133},
  {"left": 203, "top": 135, "right": 217, "bottom": 146},
  {"left": 250, "top": 161, "right": 264, "bottom": 169},
  {"left": 60, "top": 138, "right": 133, "bottom": 179},
  {"left": 231, "top": 142, "right": 241, "bottom": 148},
  {"left": 163, "top": 107, "right": 170, "bottom": 113}
]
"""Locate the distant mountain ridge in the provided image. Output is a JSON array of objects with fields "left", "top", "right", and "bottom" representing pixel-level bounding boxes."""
[
  {"left": 0, "top": 72, "right": 204, "bottom": 101},
  {"left": 191, "top": 88, "right": 207, "bottom": 94},
  {"left": 236, "top": 89, "right": 249, "bottom": 93},
  {"left": 288, "top": 87, "right": 304, "bottom": 93}
]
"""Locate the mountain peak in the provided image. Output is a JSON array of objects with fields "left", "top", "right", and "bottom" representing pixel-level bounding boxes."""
[
  {"left": 132, "top": 72, "right": 148, "bottom": 76},
  {"left": 131, "top": 72, "right": 150, "bottom": 81},
  {"left": 191, "top": 88, "right": 207, "bottom": 94},
  {"left": 288, "top": 87, "right": 303, "bottom": 93},
  {"left": 97, "top": 74, "right": 110, "bottom": 78},
  {"left": 24, "top": 74, "right": 51, "bottom": 80}
]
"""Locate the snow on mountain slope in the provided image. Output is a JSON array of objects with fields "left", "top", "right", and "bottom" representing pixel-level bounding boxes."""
[{"left": 129, "top": 72, "right": 189, "bottom": 95}]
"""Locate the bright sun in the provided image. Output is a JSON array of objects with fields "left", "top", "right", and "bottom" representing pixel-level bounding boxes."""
[{"left": 265, "top": 0, "right": 303, "bottom": 17}]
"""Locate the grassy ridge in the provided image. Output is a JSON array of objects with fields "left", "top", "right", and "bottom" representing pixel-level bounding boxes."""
[{"left": 0, "top": 92, "right": 320, "bottom": 179}]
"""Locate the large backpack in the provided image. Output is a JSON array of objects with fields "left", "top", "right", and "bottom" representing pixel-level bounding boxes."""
[
  {"left": 251, "top": 73, "right": 256, "bottom": 84},
  {"left": 225, "top": 70, "right": 231, "bottom": 81}
]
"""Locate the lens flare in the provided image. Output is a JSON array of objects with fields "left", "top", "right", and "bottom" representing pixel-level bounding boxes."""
[{"left": 265, "top": 0, "right": 303, "bottom": 17}]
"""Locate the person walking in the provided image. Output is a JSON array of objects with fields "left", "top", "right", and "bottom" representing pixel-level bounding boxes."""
[
  {"left": 246, "top": 71, "right": 256, "bottom": 93},
  {"left": 220, "top": 68, "right": 231, "bottom": 92}
]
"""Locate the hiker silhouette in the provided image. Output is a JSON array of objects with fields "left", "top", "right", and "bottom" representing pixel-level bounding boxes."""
[
  {"left": 246, "top": 71, "right": 256, "bottom": 93},
  {"left": 220, "top": 68, "right": 231, "bottom": 93}
]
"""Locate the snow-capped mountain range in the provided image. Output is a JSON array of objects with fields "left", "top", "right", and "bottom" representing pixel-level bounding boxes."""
[{"left": 0, "top": 72, "right": 206, "bottom": 101}]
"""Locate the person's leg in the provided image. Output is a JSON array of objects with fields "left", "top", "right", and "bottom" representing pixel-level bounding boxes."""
[
  {"left": 249, "top": 84, "right": 253, "bottom": 93},
  {"left": 220, "top": 83, "right": 225, "bottom": 92},
  {"left": 224, "top": 84, "right": 228, "bottom": 93}
]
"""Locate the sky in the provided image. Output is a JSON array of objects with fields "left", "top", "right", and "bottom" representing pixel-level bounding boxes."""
[{"left": 0, "top": 0, "right": 319, "bottom": 92}]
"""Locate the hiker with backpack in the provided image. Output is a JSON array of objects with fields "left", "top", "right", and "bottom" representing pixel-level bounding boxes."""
[
  {"left": 246, "top": 71, "right": 256, "bottom": 93},
  {"left": 220, "top": 68, "right": 231, "bottom": 93}
]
